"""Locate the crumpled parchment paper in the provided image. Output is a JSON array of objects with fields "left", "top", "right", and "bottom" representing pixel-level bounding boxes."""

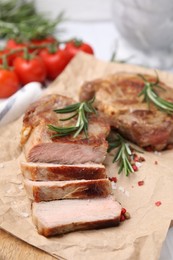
[{"left": 0, "top": 52, "right": 173, "bottom": 260}]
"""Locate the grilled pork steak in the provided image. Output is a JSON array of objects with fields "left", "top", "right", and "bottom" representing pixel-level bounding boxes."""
[
  {"left": 80, "top": 73, "right": 173, "bottom": 150},
  {"left": 21, "top": 94, "right": 110, "bottom": 164},
  {"left": 20, "top": 95, "right": 122, "bottom": 236},
  {"left": 21, "top": 162, "right": 106, "bottom": 181},
  {"left": 24, "top": 178, "right": 111, "bottom": 202},
  {"left": 32, "top": 196, "right": 121, "bottom": 236}
]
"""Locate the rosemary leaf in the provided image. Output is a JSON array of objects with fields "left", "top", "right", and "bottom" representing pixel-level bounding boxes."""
[
  {"left": 48, "top": 97, "right": 96, "bottom": 138},
  {"left": 108, "top": 133, "right": 143, "bottom": 176},
  {"left": 113, "top": 146, "right": 122, "bottom": 162},
  {"left": 54, "top": 103, "right": 80, "bottom": 113},
  {"left": 118, "top": 161, "right": 124, "bottom": 174},
  {"left": 48, "top": 124, "right": 77, "bottom": 134},
  {"left": 59, "top": 113, "right": 78, "bottom": 121},
  {"left": 138, "top": 73, "right": 173, "bottom": 114},
  {"left": 73, "top": 124, "right": 84, "bottom": 138}
]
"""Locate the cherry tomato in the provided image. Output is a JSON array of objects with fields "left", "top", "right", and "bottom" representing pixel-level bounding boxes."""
[
  {"left": 5, "top": 39, "right": 29, "bottom": 66},
  {"left": 0, "top": 49, "right": 17, "bottom": 67},
  {"left": 0, "top": 69, "right": 20, "bottom": 98},
  {"left": 31, "top": 36, "right": 57, "bottom": 46},
  {"left": 65, "top": 39, "right": 94, "bottom": 60},
  {"left": 6, "top": 39, "right": 27, "bottom": 49},
  {"left": 0, "top": 49, "right": 8, "bottom": 65},
  {"left": 30, "top": 36, "right": 57, "bottom": 53},
  {"left": 13, "top": 56, "right": 46, "bottom": 85},
  {"left": 39, "top": 48, "right": 70, "bottom": 80}
]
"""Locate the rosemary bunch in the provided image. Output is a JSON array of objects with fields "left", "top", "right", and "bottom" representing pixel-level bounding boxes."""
[
  {"left": 48, "top": 97, "right": 97, "bottom": 138},
  {"left": 138, "top": 73, "right": 173, "bottom": 114},
  {"left": 0, "top": 0, "right": 63, "bottom": 40},
  {"left": 108, "top": 133, "right": 142, "bottom": 176}
]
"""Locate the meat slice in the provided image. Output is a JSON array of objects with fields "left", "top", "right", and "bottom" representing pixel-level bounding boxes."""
[
  {"left": 21, "top": 162, "right": 106, "bottom": 181},
  {"left": 21, "top": 94, "right": 110, "bottom": 164},
  {"left": 80, "top": 73, "right": 173, "bottom": 150},
  {"left": 24, "top": 178, "right": 111, "bottom": 202},
  {"left": 32, "top": 196, "right": 121, "bottom": 236}
]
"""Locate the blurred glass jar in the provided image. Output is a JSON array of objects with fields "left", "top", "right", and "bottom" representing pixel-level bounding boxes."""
[{"left": 111, "top": 0, "right": 173, "bottom": 51}]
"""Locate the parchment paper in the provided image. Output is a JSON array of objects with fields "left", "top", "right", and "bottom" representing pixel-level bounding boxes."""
[{"left": 1, "top": 52, "right": 173, "bottom": 260}]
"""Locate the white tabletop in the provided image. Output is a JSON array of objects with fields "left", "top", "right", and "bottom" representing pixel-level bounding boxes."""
[{"left": 1, "top": 0, "right": 173, "bottom": 256}]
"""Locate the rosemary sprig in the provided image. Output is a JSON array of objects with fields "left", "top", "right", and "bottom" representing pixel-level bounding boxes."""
[
  {"left": 138, "top": 73, "right": 173, "bottom": 114},
  {"left": 0, "top": 0, "right": 64, "bottom": 40},
  {"left": 108, "top": 133, "right": 142, "bottom": 176},
  {"left": 110, "top": 51, "right": 134, "bottom": 64},
  {"left": 110, "top": 41, "right": 134, "bottom": 63},
  {"left": 48, "top": 97, "right": 97, "bottom": 138}
]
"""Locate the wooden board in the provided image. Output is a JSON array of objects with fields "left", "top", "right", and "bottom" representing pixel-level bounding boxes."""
[{"left": 0, "top": 230, "right": 55, "bottom": 260}]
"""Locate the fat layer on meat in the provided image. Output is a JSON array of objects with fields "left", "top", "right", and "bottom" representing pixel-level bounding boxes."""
[
  {"left": 80, "top": 73, "right": 173, "bottom": 150},
  {"left": 24, "top": 178, "right": 111, "bottom": 202},
  {"left": 21, "top": 162, "right": 106, "bottom": 181},
  {"left": 21, "top": 94, "right": 110, "bottom": 164},
  {"left": 32, "top": 196, "right": 121, "bottom": 236}
]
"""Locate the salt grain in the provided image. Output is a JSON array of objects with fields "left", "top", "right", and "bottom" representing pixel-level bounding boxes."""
[
  {"left": 118, "top": 186, "right": 125, "bottom": 193},
  {"left": 111, "top": 183, "right": 117, "bottom": 190},
  {"left": 135, "top": 162, "right": 142, "bottom": 168},
  {"left": 125, "top": 190, "right": 130, "bottom": 197},
  {"left": 20, "top": 212, "right": 29, "bottom": 218},
  {"left": 18, "top": 185, "right": 23, "bottom": 190},
  {"left": 154, "top": 151, "right": 162, "bottom": 156}
]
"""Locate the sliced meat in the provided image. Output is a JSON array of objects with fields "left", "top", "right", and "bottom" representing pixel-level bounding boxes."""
[
  {"left": 80, "top": 73, "right": 173, "bottom": 150},
  {"left": 32, "top": 196, "right": 121, "bottom": 236},
  {"left": 21, "top": 94, "right": 110, "bottom": 164},
  {"left": 24, "top": 178, "right": 111, "bottom": 202},
  {"left": 24, "top": 124, "right": 108, "bottom": 164},
  {"left": 21, "top": 162, "right": 106, "bottom": 181}
]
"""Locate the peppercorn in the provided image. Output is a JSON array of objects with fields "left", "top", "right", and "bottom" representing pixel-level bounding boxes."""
[
  {"left": 121, "top": 208, "right": 126, "bottom": 214},
  {"left": 109, "top": 177, "right": 117, "bottom": 183},
  {"left": 120, "top": 215, "right": 125, "bottom": 222},
  {"left": 138, "top": 180, "right": 144, "bottom": 186},
  {"left": 124, "top": 212, "right": 131, "bottom": 219},
  {"left": 155, "top": 201, "right": 162, "bottom": 207},
  {"left": 132, "top": 164, "right": 138, "bottom": 171}
]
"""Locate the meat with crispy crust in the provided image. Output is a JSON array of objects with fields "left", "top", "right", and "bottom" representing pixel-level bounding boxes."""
[
  {"left": 21, "top": 162, "right": 106, "bottom": 181},
  {"left": 80, "top": 73, "right": 173, "bottom": 150},
  {"left": 21, "top": 94, "right": 110, "bottom": 164},
  {"left": 24, "top": 178, "right": 111, "bottom": 202},
  {"left": 32, "top": 196, "right": 121, "bottom": 236}
]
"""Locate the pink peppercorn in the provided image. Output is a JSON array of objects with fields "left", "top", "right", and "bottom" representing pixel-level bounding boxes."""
[
  {"left": 132, "top": 164, "right": 138, "bottom": 171},
  {"left": 155, "top": 201, "right": 162, "bottom": 207},
  {"left": 138, "top": 180, "right": 144, "bottom": 186}
]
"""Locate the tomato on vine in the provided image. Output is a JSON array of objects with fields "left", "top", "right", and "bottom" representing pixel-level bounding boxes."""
[
  {"left": 6, "top": 39, "right": 28, "bottom": 49},
  {"left": 0, "top": 49, "right": 8, "bottom": 65},
  {"left": 13, "top": 48, "right": 47, "bottom": 85},
  {"left": 0, "top": 55, "right": 20, "bottom": 98},
  {"left": 39, "top": 44, "right": 70, "bottom": 80},
  {"left": 30, "top": 36, "right": 57, "bottom": 53},
  {"left": 5, "top": 39, "right": 29, "bottom": 65},
  {"left": 31, "top": 36, "right": 57, "bottom": 46},
  {"left": 65, "top": 39, "right": 94, "bottom": 60}
]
